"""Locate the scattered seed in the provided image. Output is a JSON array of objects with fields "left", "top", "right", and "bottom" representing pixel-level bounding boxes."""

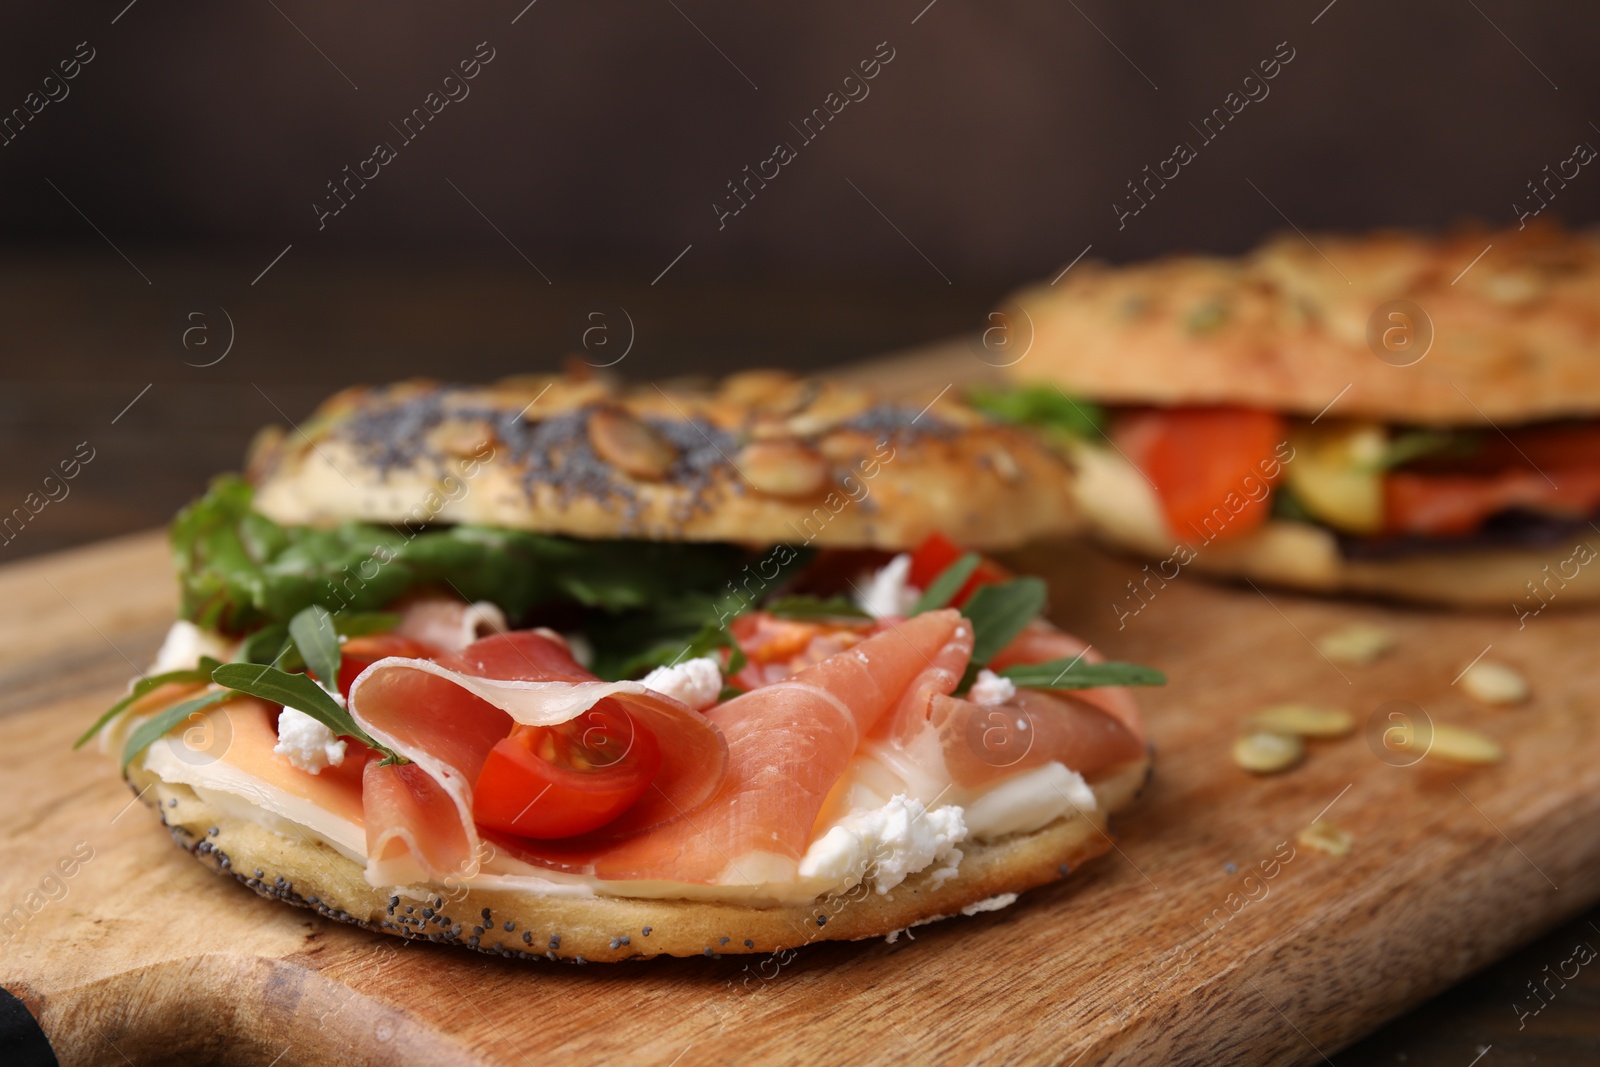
[
  {"left": 1297, "top": 820, "right": 1352, "bottom": 857},
  {"left": 1425, "top": 723, "right": 1504, "bottom": 765},
  {"left": 1233, "top": 731, "right": 1305, "bottom": 774},
  {"left": 1315, "top": 624, "right": 1396, "bottom": 665},
  {"left": 1459, "top": 661, "right": 1529, "bottom": 706},
  {"left": 1247, "top": 704, "right": 1355, "bottom": 739}
]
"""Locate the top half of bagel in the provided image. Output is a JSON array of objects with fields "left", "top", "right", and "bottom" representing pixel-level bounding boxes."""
[
  {"left": 245, "top": 370, "right": 1081, "bottom": 551},
  {"left": 1003, "top": 222, "right": 1600, "bottom": 426}
]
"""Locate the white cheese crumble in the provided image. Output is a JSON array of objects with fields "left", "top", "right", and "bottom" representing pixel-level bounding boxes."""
[
  {"left": 854, "top": 553, "right": 922, "bottom": 619},
  {"left": 969, "top": 669, "right": 1017, "bottom": 706},
  {"left": 273, "top": 707, "right": 347, "bottom": 774},
  {"left": 151, "top": 620, "right": 233, "bottom": 673},
  {"left": 960, "top": 892, "right": 1018, "bottom": 916},
  {"left": 798, "top": 794, "right": 966, "bottom": 894},
  {"left": 640, "top": 656, "right": 722, "bottom": 710}
]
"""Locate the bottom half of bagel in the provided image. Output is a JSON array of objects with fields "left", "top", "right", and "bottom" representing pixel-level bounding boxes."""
[
  {"left": 1184, "top": 520, "right": 1600, "bottom": 608},
  {"left": 125, "top": 757, "right": 1151, "bottom": 963},
  {"left": 1104, "top": 516, "right": 1600, "bottom": 609}
]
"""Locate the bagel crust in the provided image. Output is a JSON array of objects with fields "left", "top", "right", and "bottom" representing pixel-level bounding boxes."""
[
  {"left": 1005, "top": 223, "right": 1600, "bottom": 425},
  {"left": 126, "top": 757, "right": 1150, "bottom": 962},
  {"left": 1186, "top": 520, "right": 1600, "bottom": 608},
  {"left": 246, "top": 372, "right": 1080, "bottom": 550}
]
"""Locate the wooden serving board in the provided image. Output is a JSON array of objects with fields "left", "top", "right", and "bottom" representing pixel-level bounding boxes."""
[{"left": 3, "top": 523, "right": 1598, "bottom": 1067}]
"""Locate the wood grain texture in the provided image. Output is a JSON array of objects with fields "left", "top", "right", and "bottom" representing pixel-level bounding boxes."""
[{"left": 2, "top": 525, "right": 1597, "bottom": 1067}]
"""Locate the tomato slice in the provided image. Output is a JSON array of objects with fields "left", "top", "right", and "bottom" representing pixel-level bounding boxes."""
[
  {"left": 334, "top": 634, "right": 441, "bottom": 700},
  {"left": 907, "top": 533, "right": 1009, "bottom": 606},
  {"left": 471, "top": 700, "right": 663, "bottom": 839},
  {"left": 1115, "top": 407, "right": 1287, "bottom": 541}
]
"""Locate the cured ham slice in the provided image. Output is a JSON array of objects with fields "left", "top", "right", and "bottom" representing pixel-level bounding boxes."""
[
  {"left": 349, "top": 632, "right": 728, "bottom": 885},
  {"left": 392, "top": 595, "right": 509, "bottom": 652},
  {"left": 927, "top": 690, "right": 1145, "bottom": 788},
  {"left": 496, "top": 609, "right": 965, "bottom": 884},
  {"left": 728, "top": 613, "right": 873, "bottom": 690},
  {"left": 989, "top": 621, "right": 1146, "bottom": 743},
  {"left": 876, "top": 618, "right": 1147, "bottom": 790}
]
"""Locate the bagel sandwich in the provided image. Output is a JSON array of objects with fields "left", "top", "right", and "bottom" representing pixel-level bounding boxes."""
[
  {"left": 83, "top": 371, "right": 1161, "bottom": 960},
  {"left": 985, "top": 223, "right": 1600, "bottom": 610}
]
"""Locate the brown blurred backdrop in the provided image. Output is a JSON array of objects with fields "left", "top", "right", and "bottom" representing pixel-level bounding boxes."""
[{"left": 4, "top": 1, "right": 1600, "bottom": 556}]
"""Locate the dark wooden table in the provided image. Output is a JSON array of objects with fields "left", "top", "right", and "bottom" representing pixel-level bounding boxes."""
[{"left": 2, "top": 256, "right": 1595, "bottom": 1066}]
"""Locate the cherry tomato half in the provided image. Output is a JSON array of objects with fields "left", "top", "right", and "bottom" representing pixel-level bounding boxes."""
[
  {"left": 331, "top": 634, "right": 441, "bottom": 700},
  {"left": 471, "top": 700, "right": 662, "bottom": 839}
]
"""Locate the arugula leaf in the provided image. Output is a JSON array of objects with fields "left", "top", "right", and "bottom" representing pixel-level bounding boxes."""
[
  {"left": 997, "top": 657, "right": 1166, "bottom": 690},
  {"left": 236, "top": 611, "right": 401, "bottom": 672},
  {"left": 912, "top": 553, "right": 981, "bottom": 613},
  {"left": 288, "top": 605, "right": 341, "bottom": 697},
  {"left": 210, "top": 662, "right": 399, "bottom": 761},
  {"left": 764, "top": 595, "right": 869, "bottom": 620},
  {"left": 120, "top": 689, "right": 235, "bottom": 771},
  {"left": 954, "top": 577, "right": 1048, "bottom": 695},
  {"left": 967, "top": 385, "right": 1105, "bottom": 439},
  {"left": 693, "top": 622, "right": 748, "bottom": 674},
  {"left": 75, "top": 657, "right": 222, "bottom": 750},
  {"left": 961, "top": 577, "right": 1048, "bottom": 669}
]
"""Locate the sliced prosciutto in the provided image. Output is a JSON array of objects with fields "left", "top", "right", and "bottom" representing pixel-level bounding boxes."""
[
  {"left": 348, "top": 631, "right": 728, "bottom": 886},
  {"left": 988, "top": 621, "right": 1146, "bottom": 743},
  {"left": 496, "top": 609, "right": 965, "bottom": 884},
  {"left": 875, "top": 618, "right": 1147, "bottom": 790},
  {"left": 923, "top": 690, "right": 1146, "bottom": 788}
]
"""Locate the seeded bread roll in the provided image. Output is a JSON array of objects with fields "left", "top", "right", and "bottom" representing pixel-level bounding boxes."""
[
  {"left": 245, "top": 372, "right": 1080, "bottom": 550},
  {"left": 1005, "top": 223, "right": 1600, "bottom": 425},
  {"left": 126, "top": 756, "right": 1149, "bottom": 962}
]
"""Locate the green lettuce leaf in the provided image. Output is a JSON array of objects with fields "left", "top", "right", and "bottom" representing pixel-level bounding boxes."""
[{"left": 171, "top": 478, "right": 746, "bottom": 653}]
